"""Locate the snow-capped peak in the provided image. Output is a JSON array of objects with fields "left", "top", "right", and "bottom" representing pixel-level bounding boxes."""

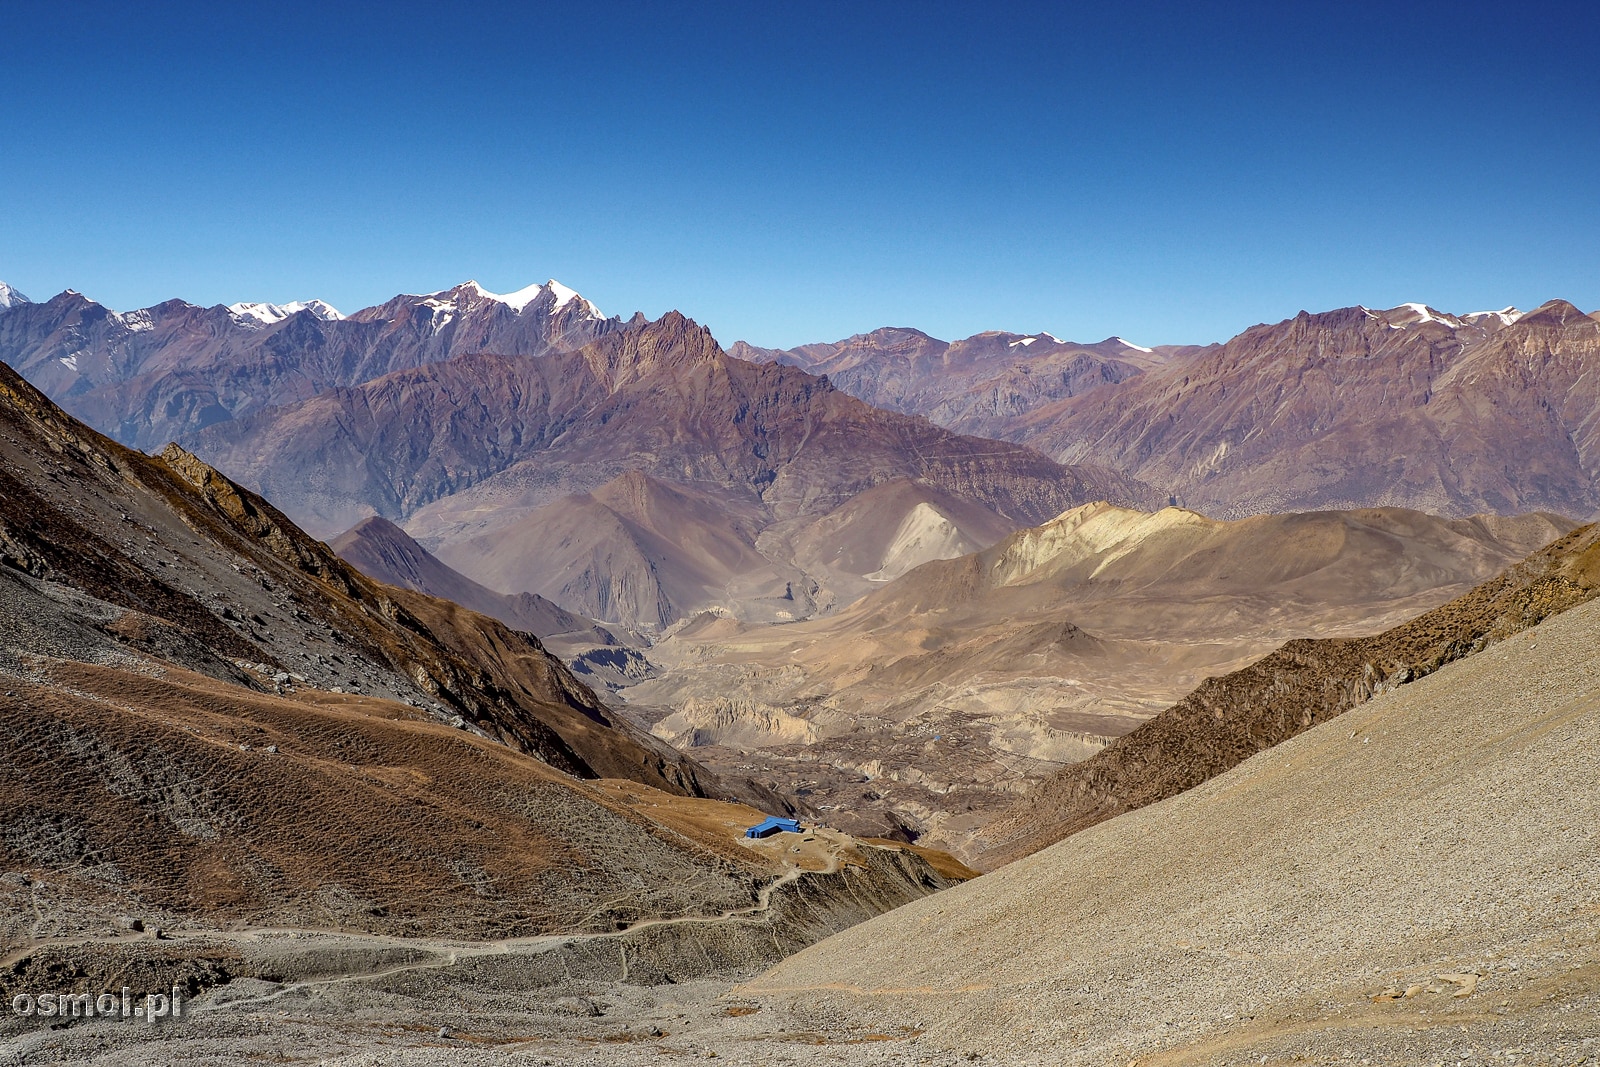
[
  {"left": 446, "top": 278, "right": 602, "bottom": 317},
  {"left": 1392, "top": 302, "right": 1462, "bottom": 328},
  {"left": 0, "top": 281, "right": 31, "bottom": 309},
  {"left": 229, "top": 299, "right": 344, "bottom": 325},
  {"left": 1007, "top": 331, "right": 1070, "bottom": 349},
  {"left": 1114, "top": 336, "right": 1154, "bottom": 353},
  {"left": 1463, "top": 307, "right": 1523, "bottom": 327},
  {"left": 545, "top": 279, "right": 583, "bottom": 311}
]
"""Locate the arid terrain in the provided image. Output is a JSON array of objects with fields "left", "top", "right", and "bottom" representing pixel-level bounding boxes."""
[
  {"left": 0, "top": 357, "right": 968, "bottom": 1064},
  {"left": 620, "top": 502, "right": 1571, "bottom": 856},
  {"left": 3, "top": 286, "right": 1599, "bottom": 1065},
  {"left": 8, "top": 549, "right": 1596, "bottom": 1066}
]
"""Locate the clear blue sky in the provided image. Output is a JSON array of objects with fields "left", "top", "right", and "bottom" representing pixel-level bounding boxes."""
[{"left": 3, "top": 1, "right": 1597, "bottom": 347}]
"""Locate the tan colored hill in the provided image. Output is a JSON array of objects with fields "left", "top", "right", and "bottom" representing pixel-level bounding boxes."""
[
  {"left": 975, "top": 518, "right": 1600, "bottom": 867},
  {"left": 625, "top": 502, "right": 1571, "bottom": 853},
  {"left": 742, "top": 587, "right": 1600, "bottom": 1063}
]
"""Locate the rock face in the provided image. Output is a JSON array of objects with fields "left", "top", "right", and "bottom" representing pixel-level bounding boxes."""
[
  {"left": 974, "top": 518, "right": 1600, "bottom": 867},
  {"left": 629, "top": 502, "right": 1572, "bottom": 853},
  {"left": 743, "top": 587, "right": 1600, "bottom": 1063},
  {"left": 731, "top": 327, "right": 1182, "bottom": 438},
  {"left": 0, "top": 280, "right": 620, "bottom": 451},
  {"left": 1008, "top": 300, "right": 1600, "bottom": 517},
  {"left": 190, "top": 312, "right": 1163, "bottom": 629}
]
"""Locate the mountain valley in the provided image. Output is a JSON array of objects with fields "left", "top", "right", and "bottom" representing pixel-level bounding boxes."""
[{"left": 1, "top": 281, "right": 1597, "bottom": 1063}]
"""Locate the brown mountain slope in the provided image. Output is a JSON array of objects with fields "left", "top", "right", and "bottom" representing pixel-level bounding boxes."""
[
  {"left": 974, "top": 518, "right": 1600, "bottom": 868},
  {"left": 627, "top": 502, "right": 1570, "bottom": 853},
  {"left": 191, "top": 313, "right": 1160, "bottom": 628},
  {"left": 1011, "top": 299, "right": 1600, "bottom": 517},
  {"left": 432, "top": 471, "right": 794, "bottom": 632},
  {"left": 329, "top": 515, "right": 622, "bottom": 652},
  {"left": 0, "top": 352, "right": 964, "bottom": 982},
  {"left": 742, "top": 591, "right": 1600, "bottom": 1064},
  {"left": 0, "top": 356, "right": 703, "bottom": 794},
  {"left": 0, "top": 281, "right": 620, "bottom": 451},
  {"left": 730, "top": 327, "right": 1189, "bottom": 438}
]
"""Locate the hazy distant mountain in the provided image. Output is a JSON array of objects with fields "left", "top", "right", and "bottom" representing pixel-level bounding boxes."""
[
  {"left": 191, "top": 312, "right": 1163, "bottom": 630},
  {"left": 329, "top": 515, "right": 620, "bottom": 648},
  {"left": 730, "top": 328, "right": 1197, "bottom": 439},
  {"left": 0, "top": 279, "right": 623, "bottom": 450},
  {"left": 1005, "top": 300, "right": 1600, "bottom": 519}
]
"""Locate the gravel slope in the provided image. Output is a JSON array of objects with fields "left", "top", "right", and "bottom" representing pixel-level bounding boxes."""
[{"left": 742, "top": 593, "right": 1600, "bottom": 1064}]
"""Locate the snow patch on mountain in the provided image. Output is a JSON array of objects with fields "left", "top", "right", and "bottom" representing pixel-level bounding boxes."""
[
  {"left": 0, "top": 281, "right": 30, "bottom": 309},
  {"left": 1394, "top": 303, "right": 1462, "bottom": 328},
  {"left": 450, "top": 278, "right": 603, "bottom": 318},
  {"left": 1115, "top": 337, "right": 1153, "bottom": 353},
  {"left": 230, "top": 299, "right": 344, "bottom": 325},
  {"left": 1464, "top": 307, "right": 1524, "bottom": 327}
]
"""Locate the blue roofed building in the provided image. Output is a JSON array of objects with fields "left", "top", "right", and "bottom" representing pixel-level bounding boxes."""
[{"left": 745, "top": 816, "right": 802, "bottom": 839}]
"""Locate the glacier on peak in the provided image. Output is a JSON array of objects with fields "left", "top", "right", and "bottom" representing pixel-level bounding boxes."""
[
  {"left": 442, "top": 279, "right": 602, "bottom": 318},
  {"left": 229, "top": 299, "right": 345, "bottom": 325},
  {"left": 0, "top": 281, "right": 30, "bottom": 309}
]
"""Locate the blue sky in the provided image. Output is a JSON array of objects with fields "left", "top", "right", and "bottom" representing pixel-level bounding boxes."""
[{"left": 2, "top": 1, "right": 1597, "bottom": 347}]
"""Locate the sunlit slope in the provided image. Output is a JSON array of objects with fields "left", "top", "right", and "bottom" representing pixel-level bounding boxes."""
[{"left": 744, "top": 593, "right": 1600, "bottom": 1064}]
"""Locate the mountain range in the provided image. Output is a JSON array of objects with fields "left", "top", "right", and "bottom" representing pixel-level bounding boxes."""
[
  {"left": 0, "top": 347, "right": 958, "bottom": 997},
  {"left": 184, "top": 312, "right": 1158, "bottom": 629},
  {"left": 0, "top": 280, "right": 621, "bottom": 451},
  {"left": 751, "top": 300, "right": 1600, "bottom": 518}
]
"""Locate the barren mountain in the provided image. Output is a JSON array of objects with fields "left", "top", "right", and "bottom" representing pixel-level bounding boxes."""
[
  {"left": 743, "top": 588, "right": 1600, "bottom": 1064},
  {"left": 626, "top": 502, "right": 1570, "bottom": 853},
  {"left": 191, "top": 313, "right": 1161, "bottom": 628},
  {"left": 0, "top": 280, "right": 621, "bottom": 451},
  {"left": 731, "top": 327, "right": 1190, "bottom": 438},
  {"left": 331, "top": 515, "right": 604, "bottom": 640},
  {"left": 0, "top": 355, "right": 702, "bottom": 791},
  {"left": 975, "top": 517, "right": 1600, "bottom": 867},
  {"left": 0, "top": 354, "right": 966, "bottom": 1004},
  {"left": 1011, "top": 299, "right": 1600, "bottom": 517}
]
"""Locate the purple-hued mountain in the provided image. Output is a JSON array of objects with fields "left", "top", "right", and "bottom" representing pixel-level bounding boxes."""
[{"left": 0, "top": 279, "right": 625, "bottom": 450}]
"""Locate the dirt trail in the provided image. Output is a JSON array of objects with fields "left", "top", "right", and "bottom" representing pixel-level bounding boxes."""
[{"left": 3, "top": 834, "right": 852, "bottom": 1018}]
